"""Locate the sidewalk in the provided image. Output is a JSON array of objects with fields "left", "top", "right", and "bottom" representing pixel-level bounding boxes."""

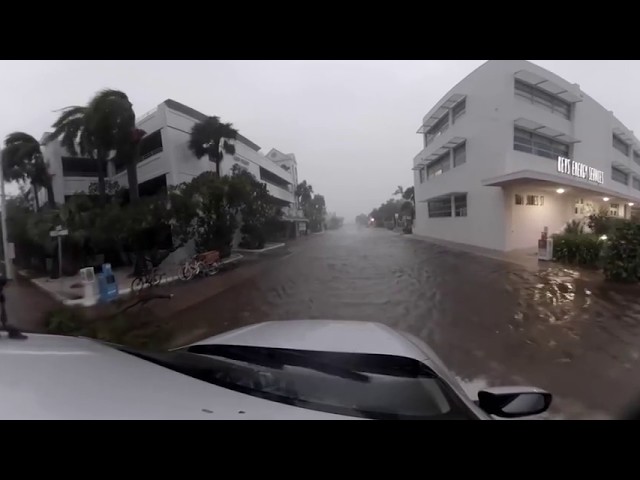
[
  {"left": 25, "top": 253, "right": 244, "bottom": 307},
  {"left": 405, "top": 233, "right": 541, "bottom": 270}
]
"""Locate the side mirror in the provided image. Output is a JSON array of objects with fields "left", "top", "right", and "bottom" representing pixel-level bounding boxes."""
[{"left": 477, "top": 387, "right": 552, "bottom": 418}]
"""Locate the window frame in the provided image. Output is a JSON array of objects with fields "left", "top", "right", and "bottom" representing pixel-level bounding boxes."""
[
  {"left": 612, "top": 134, "right": 629, "bottom": 157},
  {"left": 425, "top": 114, "right": 450, "bottom": 146},
  {"left": 611, "top": 166, "right": 629, "bottom": 185},
  {"left": 514, "top": 79, "right": 572, "bottom": 120},
  {"left": 513, "top": 127, "right": 570, "bottom": 160},
  {"left": 427, "top": 152, "right": 451, "bottom": 179},
  {"left": 452, "top": 99, "right": 466, "bottom": 124},
  {"left": 453, "top": 142, "right": 466, "bottom": 167},
  {"left": 427, "top": 197, "right": 453, "bottom": 218},
  {"left": 454, "top": 194, "right": 467, "bottom": 217}
]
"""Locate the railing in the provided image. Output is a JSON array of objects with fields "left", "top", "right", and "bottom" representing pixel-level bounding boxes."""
[
  {"left": 141, "top": 147, "right": 163, "bottom": 161},
  {"left": 137, "top": 107, "right": 158, "bottom": 124}
]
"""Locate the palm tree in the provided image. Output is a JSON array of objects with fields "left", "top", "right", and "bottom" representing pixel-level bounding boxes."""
[
  {"left": 47, "top": 105, "right": 111, "bottom": 205},
  {"left": 295, "top": 180, "right": 313, "bottom": 207},
  {"left": 84, "top": 89, "right": 140, "bottom": 203},
  {"left": 188, "top": 116, "right": 238, "bottom": 177},
  {"left": 3, "top": 132, "right": 55, "bottom": 209}
]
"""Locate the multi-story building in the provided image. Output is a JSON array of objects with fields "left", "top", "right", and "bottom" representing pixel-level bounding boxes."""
[
  {"left": 39, "top": 99, "right": 307, "bottom": 235},
  {"left": 412, "top": 60, "right": 640, "bottom": 251}
]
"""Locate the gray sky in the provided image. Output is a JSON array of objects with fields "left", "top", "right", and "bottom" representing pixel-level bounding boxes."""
[{"left": 3, "top": 60, "right": 640, "bottom": 220}]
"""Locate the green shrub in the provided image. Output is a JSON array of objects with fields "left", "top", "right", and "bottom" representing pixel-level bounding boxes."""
[
  {"left": 552, "top": 233, "right": 602, "bottom": 267},
  {"left": 45, "top": 307, "right": 88, "bottom": 336},
  {"left": 602, "top": 222, "right": 640, "bottom": 282},
  {"left": 239, "top": 223, "right": 266, "bottom": 250},
  {"left": 564, "top": 219, "right": 584, "bottom": 235},
  {"left": 587, "top": 213, "right": 628, "bottom": 236}
]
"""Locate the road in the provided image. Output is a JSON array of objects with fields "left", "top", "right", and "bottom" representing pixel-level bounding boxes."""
[{"left": 147, "top": 225, "right": 640, "bottom": 419}]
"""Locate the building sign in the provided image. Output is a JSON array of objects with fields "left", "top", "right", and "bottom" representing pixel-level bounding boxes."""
[{"left": 557, "top": 156, "right": 604, "bottom": 185}]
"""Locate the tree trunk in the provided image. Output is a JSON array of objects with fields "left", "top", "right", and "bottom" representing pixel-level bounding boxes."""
[
  {"left": 45, "top": 182, "right": 56, "bottom": 209},
  {"left": 32, "top": 185, "right": 40, "bottom": 211},
  {"left": 97, "top": 153, "right": 107, "bottom": 206},
  {"left": 126, "top": 161, "right": 139, "bottom": 203}
]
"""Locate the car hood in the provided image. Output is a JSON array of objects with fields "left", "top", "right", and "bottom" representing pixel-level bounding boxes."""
[
  {"left": 0, "top": 333, "right": 352, "bottom": 420},
  {"left": 185, "top": 320, "right": 429, "bottom": 361}
]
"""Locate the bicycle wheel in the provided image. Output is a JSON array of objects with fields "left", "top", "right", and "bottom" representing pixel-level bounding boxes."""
[
  {"left": 131, "top": 276, "right": 145, "bottom": 294},
  {"left": 180, "top": 263, "right": 195, "bottom": 281},
  {"left": 150, "top": 269, "right": 162, "bottom": 286},
  {"left": 194, "top": 261, "right": 204, "bottom": 277}
]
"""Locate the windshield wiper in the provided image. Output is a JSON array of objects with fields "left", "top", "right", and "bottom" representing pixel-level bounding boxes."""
[{"left": 186, "top": 345, "right": 371, "bottom": 383}]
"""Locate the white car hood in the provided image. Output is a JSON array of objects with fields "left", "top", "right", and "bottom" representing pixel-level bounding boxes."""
[
  {"left": 186, "top": 320, "right": 429, "bottom": 360},
  {"left": 0, "top": 333, "right": 352, "bottom": 420}
]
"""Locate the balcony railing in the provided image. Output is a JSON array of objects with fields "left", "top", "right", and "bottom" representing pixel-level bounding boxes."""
[{"left": 141, "top": 147, "right": 163, "bottom": 161}]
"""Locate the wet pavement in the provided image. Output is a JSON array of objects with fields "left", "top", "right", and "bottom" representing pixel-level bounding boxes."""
[
  {"left": 7, "top": 225, "right": 633, "bottom": 419},
  {"left": 148, "top": 225, "right": 640, "bottom": 419}
]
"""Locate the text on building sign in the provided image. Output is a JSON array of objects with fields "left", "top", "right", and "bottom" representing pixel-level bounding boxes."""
[{"left": 557, "top": 156, "right": 604, "bottom": 185}]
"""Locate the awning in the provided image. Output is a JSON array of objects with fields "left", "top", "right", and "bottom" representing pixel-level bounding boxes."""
[
  {"left": 514, "top": 118, "right": 580, "bottom": 144},
  {"left": 514, "top": 70, "right": 582, "bottom": 103},
  {"left": 611, "top": 158, "right": 634, "bottom": 174},
  {"left": 481, "top": 169, "right": 640, "bottom": 203},
  {"left": 415, "top": 137, "right": 466, "bottom": 168},
  {"left": 419, "top": 191, "right": 467, "bottom": 203},
  {"left": 612, "top": 126, "right": 637, "bottom": 146},
  {"left": 416, "top": 94, "right": 466, "bottom": 134}
]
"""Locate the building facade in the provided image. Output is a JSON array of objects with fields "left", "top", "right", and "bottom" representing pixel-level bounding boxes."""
[
  {"left": 39, "top": 99, "right": 306, "bottom": 232},
  {"left": 412, "top": 60, "right": 640, "bottom": 251}
]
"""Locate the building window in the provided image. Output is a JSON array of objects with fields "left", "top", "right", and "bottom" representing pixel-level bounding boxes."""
[
  {"left": 514, "top": 80, "right": 571, "bottom": 120},
  {"left": 515, "top": 194, "right": 523, "bottom": 205},
  {"left": 427, "top": 152, "right": 451, "bottom": 179},
  {"left": 454, "top": 194, "right": 467, "bottom": 217},
  {"left": 634, "top": 151, "right": 640, "bottom": 167},
  {"left": 260, "top": 166, "right": 291, "bottom": 190},
  {"left": 611, "top": 166, "right": 629, "bottom": 185},
  {"left": 609, "top": 203, "right": 620, "bottom": 217},
  {"left": 526, "top": 195, "right": 544, "bottom": 206},
  {"left": 612, "top": 134, "right": 629, "bottom": 156},
  {"left": 139, "top": 129, "right": 164, "bottom": 160},
  {"left": 453, "top": 142, "right": 466, "bottom": 167},
  {"left": 418, "top": 168, "right": 425, "bottom": 183},
  {"left": 428, "top": 197, "right": 452, "bottom": 218},
  {"left": 425, "top": 114, "right": 449, "bottom": 146},
  {"left": 513, "top": 127, "right": 570, "bottom": 160},
  {"left": 61, "top": 156, "right": 102, "bottom": 177},
  {"left": 452, "top": 99, "right": 466, "bottom": 124},
  {"left": 633, "top": 176, "right": 640, "bottom": 191}
]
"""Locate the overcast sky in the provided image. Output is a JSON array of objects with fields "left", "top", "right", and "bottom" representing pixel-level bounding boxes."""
[{"left": 3, "top": 60, "right": 640, "bottom": 220}]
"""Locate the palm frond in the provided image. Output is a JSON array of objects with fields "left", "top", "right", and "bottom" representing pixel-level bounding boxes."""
[
  {"left": 188, "top": 116, "right": 239, "bottom": 161},
  {"left": 4, "top": 131, "right": 39, "bottom": 148}
]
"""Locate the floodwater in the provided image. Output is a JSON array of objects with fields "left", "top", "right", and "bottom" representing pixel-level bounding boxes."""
[{"left": 156, "top": 225, "right": 640, "bottom": 419}]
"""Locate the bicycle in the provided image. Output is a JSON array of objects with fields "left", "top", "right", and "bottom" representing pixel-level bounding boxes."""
[
  {"left": 179, "top": 251, "right": 221, "bottom": 281},
  {"left": 178, "top": 256, "right": 203, "bottom": 281},
  {"left": 131, "top": 267, "right": 166, "bottom": 294}
]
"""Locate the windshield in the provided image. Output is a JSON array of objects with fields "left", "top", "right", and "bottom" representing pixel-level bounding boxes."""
[{"left": 117, "top": 344, "right": 477, "bottom": 420}]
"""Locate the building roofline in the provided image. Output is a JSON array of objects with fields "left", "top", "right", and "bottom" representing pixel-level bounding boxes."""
[{"left": 161, "top": 99, "right": 262, "bottom": 152}]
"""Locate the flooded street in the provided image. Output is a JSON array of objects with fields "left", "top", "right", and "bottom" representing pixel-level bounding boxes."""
[{"left": 160, "top": 226, "right": 640, "bottom": 419}]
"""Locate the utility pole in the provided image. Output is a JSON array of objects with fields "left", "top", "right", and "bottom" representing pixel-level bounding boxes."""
[{"left": 0, "top": 149, "right": 13, "bottom": 280}]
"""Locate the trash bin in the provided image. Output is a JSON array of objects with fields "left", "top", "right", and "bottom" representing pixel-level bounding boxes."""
[{"left": 97, "top": 263, "right": 119, "bottom": 303}]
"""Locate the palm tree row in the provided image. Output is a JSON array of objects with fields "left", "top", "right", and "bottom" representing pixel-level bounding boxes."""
[{"left": 3, "top": 90, "right": 240, "bottom": 211}]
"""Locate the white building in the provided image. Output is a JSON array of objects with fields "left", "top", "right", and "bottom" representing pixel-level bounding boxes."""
[
  {"left": 412, "top": 60, "right": 640, "bottom": 251},
  {"left": 39, "top": 99, "right": 306, "bottom": 233}
]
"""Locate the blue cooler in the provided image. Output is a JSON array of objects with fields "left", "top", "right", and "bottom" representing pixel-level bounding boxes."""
[{"left": 97, "top": 263, "right": 119, "bottom": 303}]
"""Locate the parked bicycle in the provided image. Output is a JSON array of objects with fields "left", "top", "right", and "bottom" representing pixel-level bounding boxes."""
[
  {"left": 179, "top": 251, "right": 221, "bottom": 281},
  {"left": 131, "top": 267, "right": 166, "bottom": 294}
]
